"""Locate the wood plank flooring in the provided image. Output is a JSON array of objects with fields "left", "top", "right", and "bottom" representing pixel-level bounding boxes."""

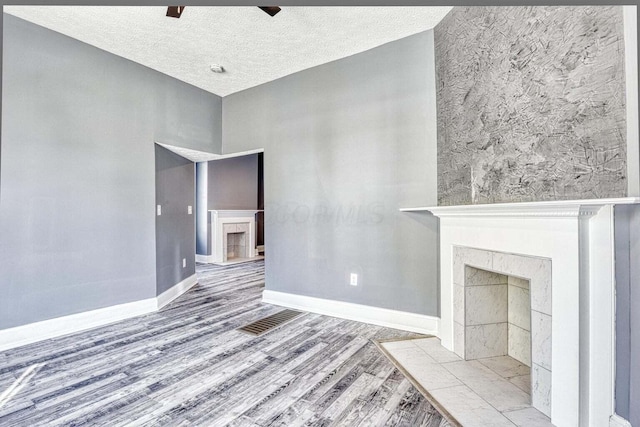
[{"left": 0, "top": 261, "right": 448, "bottom": 426}]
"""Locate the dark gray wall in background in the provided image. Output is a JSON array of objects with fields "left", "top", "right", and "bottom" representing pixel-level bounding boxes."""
[
  {"left": 207, "top": 155, "right": 259, "bottom": 210},
  {"left": 0, "top": 15, "right": 221, "bottom": 329},
  {"left": 614, "top": 204, "right": 640, "bottom": 426},
  {"left": 629, "top": 209, "right": 640, "bottom": 427},
  {"left": 223, "top": 31, "right": 439, "bottom": 316},
  {"left": 257, "top": 153, "right": 265, "bottom": 247},
  {"left": 436, "top": 6, "right": 627, "bottom": 206},
  {"left": 155, "top": 146, "right": 195, "bottom": 296}
]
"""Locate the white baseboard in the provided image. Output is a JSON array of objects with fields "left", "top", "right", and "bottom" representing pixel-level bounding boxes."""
[
  {"left": 0, "top": 274, "right": 199, "bottom": 352},
  {"left": 262, "top": 290, "right": 439, "bottom": 336},
  {"left": 157, "top": 274, "right": 198, "bottom": 309},
  {"left": 0, "top": 298, "right": 157, "bottom": 352},
  {"left": 196, "top": 254, "right": 215, "bottom": 263},
  {"left": 610, "top": 414, "right": 632, "bottom": 427}
]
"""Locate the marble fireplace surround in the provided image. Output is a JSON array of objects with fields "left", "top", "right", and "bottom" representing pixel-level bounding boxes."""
[
  {"left": 453, "top": 247, "right": 552, "bottom": 416},
  {"left": 401, "top": 197, "right": 640, "bottom": 427}
]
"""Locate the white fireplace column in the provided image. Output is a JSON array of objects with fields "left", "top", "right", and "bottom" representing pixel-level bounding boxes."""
[{"left": 401, "top": 198, "right": 640, "bottom": 427}]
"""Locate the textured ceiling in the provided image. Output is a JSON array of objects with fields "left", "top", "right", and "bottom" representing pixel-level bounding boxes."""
[{"left": 4, "top": 6, "right": 452, "bottom": 96}]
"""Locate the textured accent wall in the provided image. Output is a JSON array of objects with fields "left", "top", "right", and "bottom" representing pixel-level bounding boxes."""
[{"left": 435, "top": 6, "right": 627, "bottom": 205}]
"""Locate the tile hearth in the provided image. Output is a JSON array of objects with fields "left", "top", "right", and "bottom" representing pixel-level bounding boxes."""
[{"left": 380, "top": 337, "right": 553, "bottom": 427}]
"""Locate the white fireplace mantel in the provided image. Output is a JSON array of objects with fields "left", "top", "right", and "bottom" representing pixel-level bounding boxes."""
[
  {"left": 207, "top": 210, "right": 261, "bottom": 264},
  {"left": 401, "top": 197, "right": 640, "bottom": 427},
  {"left": 400, "top": 197, "right": 640, "bottom": 218},
  {"left": 210, "top": 209, "right": 262, "bottom": 217}
]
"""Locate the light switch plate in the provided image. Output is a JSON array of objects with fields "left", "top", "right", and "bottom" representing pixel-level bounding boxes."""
[
  {"left": 188, "top": 206, "right": 193, "bottom": 215},
  {"left": 157, "top": 205, "right": 162, "bottom": 216}
]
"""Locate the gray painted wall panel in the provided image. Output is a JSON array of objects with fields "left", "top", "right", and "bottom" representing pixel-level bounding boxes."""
[
  {"left": 0, "top": 15, "right": 221, "bottom": 329},
  {"left": 615, "top": 204, "right": 640, "bottom": 426},
  {"left": 630, "top": 208, "right": 640, "bottom": 427},
  {"left": 614, "top": 206, "right": 631, "bottom": 420},
  {"left": 435, "top": 6, "right": 627, "bottom": 205},
  {"left": 207, "top": 155, "right": 259, "bottom": 210},
  {"left": 223, "top": 32, "right": 439, "bottom": 316},
  {"left": 155, "top": 145, "right": 195, "bottom": 296}
]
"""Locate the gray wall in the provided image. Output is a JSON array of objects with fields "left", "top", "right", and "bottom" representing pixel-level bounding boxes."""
[
  {"left": 223, "top": 31, "right": 439, "bottom": 316},
  {"left": 0, "top": 14, "right": 221, "bottom": 329},
  {"left": 155, "top": 145, "right": 196, "bottom": 296},
  {"left": 207, "top": 155, "right": 259, "bottom": 210},
  {"left": 436, "top": 6, "right": 627, "bottom": 205},
  {"left": 614, "top": 204, "right": 640, "bottom": 426}
]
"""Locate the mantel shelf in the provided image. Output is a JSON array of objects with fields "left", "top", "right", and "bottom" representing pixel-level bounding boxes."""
[
  {"left": 208, "top": 210, "right": 262, "bottom": 219},
  {"left": 400, "top": 197, "right": 640, "bottom": 218},
  {"left": 209, "top": 210, "right": 263, "bottom": 213}
]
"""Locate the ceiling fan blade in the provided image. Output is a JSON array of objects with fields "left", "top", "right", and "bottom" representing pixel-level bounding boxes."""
[
  {"left": 166, "top": 6, "right": 185, "bottom": 18},
  {"left": 258, "top": 6, "right": 281, "bottom": 17}
]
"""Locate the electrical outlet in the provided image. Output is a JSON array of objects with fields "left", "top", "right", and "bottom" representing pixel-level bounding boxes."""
[
  {"left": 350, "top": 273, "right": 358, "bottom": 286},
  {"left": 182, "top": 258, "right": 186, "bottom": 268},
  {"left": 188, "top": 205, "right": 192, "bottom": 215},
  {"left": 157, "top": 205, "right": 162, "bottom": 216}
]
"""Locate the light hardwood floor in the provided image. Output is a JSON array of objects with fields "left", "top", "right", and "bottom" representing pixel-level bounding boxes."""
[{"left": 0, "top": 261, "right": 448, "bottom": 426}]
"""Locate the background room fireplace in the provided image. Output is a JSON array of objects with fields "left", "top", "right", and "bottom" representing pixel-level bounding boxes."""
[
  {"left": 401, "top": 198, "right": 640, "bottom": 427},
  {"left": 196, "top": 210, "right": 259, "bottom": 264}
]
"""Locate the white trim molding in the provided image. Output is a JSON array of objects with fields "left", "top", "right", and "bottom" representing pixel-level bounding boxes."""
[
  {"left": 262, "top": 289, "right": 439, "bottom": 336},
  {"left": 196, "top": 254, "right": 216, "bottom": 264},
  {"left": 0, "top": 275, "right": 200, "bottom": 352},
  {"left": 157, "top": 274, "right": 198, "bottom": 310},
  {"left": 155, "top": 141, "right": 264, "bottom": 163},
  {"left": 0, "top": 298, "right": 157, "bottom": 352},
  {"left": 610, "top": 414, "right": 632, "bottom": 427},
  {"left": 624, "top": 5, "right": 639, "bottom": 197}
]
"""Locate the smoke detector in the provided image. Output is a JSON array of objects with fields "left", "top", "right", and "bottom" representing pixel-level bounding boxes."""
[{"left": 210, "top": 64, "right": 225, "bottom": 73}]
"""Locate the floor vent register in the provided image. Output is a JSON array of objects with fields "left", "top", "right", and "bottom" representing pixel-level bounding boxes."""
[{"left": 237, "top": 309, "right": 303, "bottom": 336}]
